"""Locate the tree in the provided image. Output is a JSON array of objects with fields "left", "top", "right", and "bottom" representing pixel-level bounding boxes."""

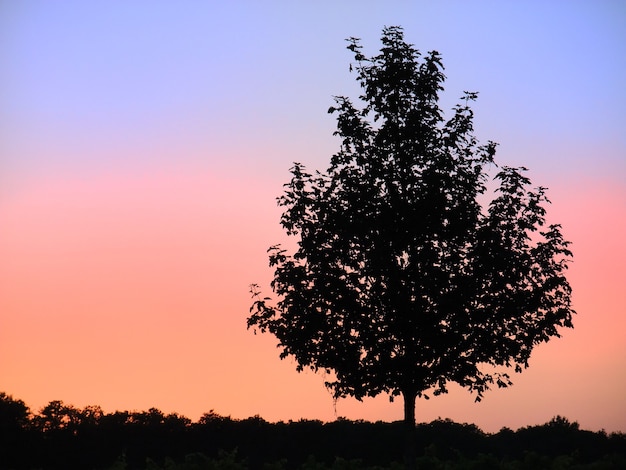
[
  {"left": 248, "top": 25, "right": 574, "bottom": 447},
  {"left": 0, "top": 392, "right": 30, "bottom": 433},
  {"left": 0, "top": 393, "right": 31, "bottom": 470},
  {"left": 33, "top": 400, "right": 82, "bottom": 433}
]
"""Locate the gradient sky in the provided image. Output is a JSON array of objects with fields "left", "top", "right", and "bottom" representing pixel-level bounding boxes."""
[{"left": 1, "top": 1, "right": 625, "bottom": 433}]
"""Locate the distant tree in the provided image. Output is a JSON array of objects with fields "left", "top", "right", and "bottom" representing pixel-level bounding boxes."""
[
  {"left": 248, "top": 26, "right": 574, "bottom": 465},
  {"left": 128, "top": 407, "right": 167, "bottom": 427},
  {"left": 0, "top": 392, "right": 31, "bottom": 468},
  {"left": 33, "top": 400, "right": 81, "bottom": 433},
  {"left": 78, "top": 404, "right": 104, "bottom": 427},
  {"left": 0, "top": 392, "right": 30, "bottom": 433}
]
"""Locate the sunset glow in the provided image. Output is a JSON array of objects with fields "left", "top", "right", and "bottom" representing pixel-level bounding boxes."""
[{"left": 1, "top": 2, "right": 625, "bottom": 433}]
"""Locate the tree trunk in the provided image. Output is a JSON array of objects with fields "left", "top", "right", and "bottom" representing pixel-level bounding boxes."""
[{"left": 403, "top": 390, "right": 417, "bottom": 470}]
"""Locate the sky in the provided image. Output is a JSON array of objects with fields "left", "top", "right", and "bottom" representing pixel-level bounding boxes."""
[{"left": 1, "top": 1, "right": 625, "bottom": 433}]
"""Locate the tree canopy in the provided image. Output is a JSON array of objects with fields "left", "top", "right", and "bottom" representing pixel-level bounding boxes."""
[{"left": 248, "top": 26, "right": 574, "bottom": 424}]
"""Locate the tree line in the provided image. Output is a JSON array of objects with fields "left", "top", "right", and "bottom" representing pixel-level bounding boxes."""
[{"left": 1, "top": 392, "right": 625, "bottom": 469}]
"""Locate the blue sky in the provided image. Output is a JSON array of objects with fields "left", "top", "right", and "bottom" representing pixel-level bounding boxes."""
[{"left": 3, "top": 1, "right": 624, "bottom": 181}]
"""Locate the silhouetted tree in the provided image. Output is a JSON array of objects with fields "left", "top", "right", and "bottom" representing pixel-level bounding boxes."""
[
  {"left": 0, "top": 392, "right": 30, "bottom": 433},
  {"left": 32, "top": 400, "right": 81, "bottom": 433},
  {"left": 248, "top": 26, "right": 575, "bottom": 466},
  {"left": 79, "top": 405, "right": 104, "bottom": 427},
  {"left": 0, "top": 393, "right": 31, "bottom": 469}
]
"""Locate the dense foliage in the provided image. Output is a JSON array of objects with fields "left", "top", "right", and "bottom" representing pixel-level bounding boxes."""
[
  {"left": 1, "top": 393, "right": 624, "bottom": 470},
  {"left": 248, "top": 27, "right": 575, "bottom": 428}
]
